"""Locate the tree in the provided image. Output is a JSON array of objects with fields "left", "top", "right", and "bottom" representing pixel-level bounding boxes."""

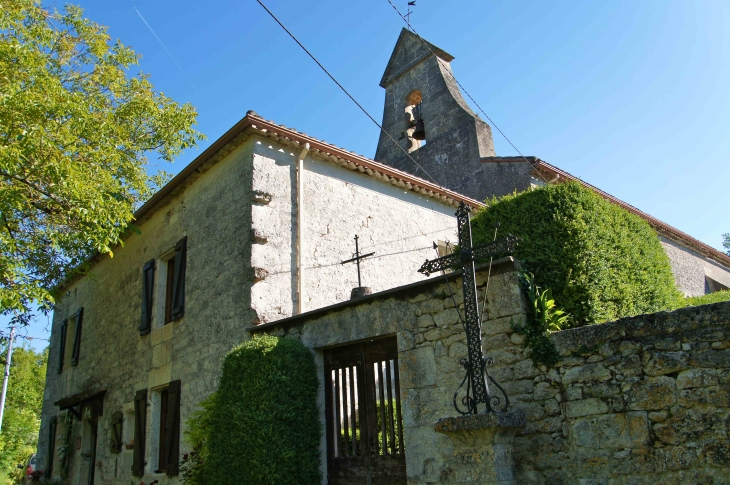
[
  {"left": 0, "top": 344, "right": 48, "bottom": 484},
  {"left": 723, "top": 233, "right": 730, "bottom": 256},
  {"left": 0, "top": 0, "right": 204, "bottom": 324}
]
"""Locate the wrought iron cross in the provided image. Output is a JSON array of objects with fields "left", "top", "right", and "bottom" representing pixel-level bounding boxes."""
[
  {"left": 418, "top": 202, "right": 519, "bottom": 415},
  {"left": 341, "top": 235, "right": 375, "bottom": 288}
]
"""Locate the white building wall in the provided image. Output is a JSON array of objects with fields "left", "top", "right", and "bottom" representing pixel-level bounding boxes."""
[{"left": 249, "top": 138, "right": 457, "bottom": 323}]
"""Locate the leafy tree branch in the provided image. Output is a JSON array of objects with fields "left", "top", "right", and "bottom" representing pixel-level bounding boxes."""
[{"left": 0, "top": 0, "right": 205, "bottom": 323}]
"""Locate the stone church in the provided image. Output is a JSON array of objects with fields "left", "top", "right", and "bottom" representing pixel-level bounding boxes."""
[{"left": 36, "top": 28, "right": 730, "bottom": 485}]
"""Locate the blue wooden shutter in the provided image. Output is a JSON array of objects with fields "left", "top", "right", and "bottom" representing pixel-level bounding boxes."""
[
  {"left": 139, "top": 259, "right": 155, "bottom": 335},
  {"left": 170, "top": 237, "right": 187, "bottom": 321},
  {"left": 57, "top": 319, "right": 68, "bottom": 374},
  {"left": 164, "top": 380, "right": 181, "bottom": 476},
  {"left": 70, "top": 307, "right": 84, "bottom": 366},
  {"left": 131, "top": 389, "right": 147, "bottom": 477}
]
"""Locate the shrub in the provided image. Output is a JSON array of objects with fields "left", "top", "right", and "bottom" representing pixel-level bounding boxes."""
[
  {"left": 471, "top": 182, "right": 682, "bottom": 326},
  {"left": 512, "top": 273, "right": 565, "bottom": 367},
  {"left": 181, "top": 393, "right": 216, "bottom": 485},
  {"left": 206, "top": 336, "right": 321, "bottom": 485},
  {"left": 683, "top": 289, "right": 730, "bottom": 307}
]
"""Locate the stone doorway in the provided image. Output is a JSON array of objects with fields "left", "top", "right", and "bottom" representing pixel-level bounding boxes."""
[{"left": 324, "top": 337, "right": 406, "bottom": 485}]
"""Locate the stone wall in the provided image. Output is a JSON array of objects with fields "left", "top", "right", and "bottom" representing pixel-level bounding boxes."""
[
  {"left": 38, "top": 135, "right": 257, "bottom": 485},
  {"left": 37, "top": 132, "right": 460, "bottom": 485},
  {"left": 254, "top": 260, "right": 730, "bottom": 485}
]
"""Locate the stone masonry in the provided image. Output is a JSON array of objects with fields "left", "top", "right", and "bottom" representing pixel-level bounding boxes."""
[
  {"left": 254, "top": 259, "right": 730, "bottom": 484},
  {"left": 36, "top": 126, "right": 461, "bottom": 485}
]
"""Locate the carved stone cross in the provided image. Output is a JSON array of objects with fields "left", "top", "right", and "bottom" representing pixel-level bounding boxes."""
[{"left": 418, "top": 202, "right": 519, "bottom": 414}]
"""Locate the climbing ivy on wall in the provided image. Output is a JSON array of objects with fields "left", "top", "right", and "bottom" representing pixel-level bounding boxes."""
[
  {"left": 471, "top": 182, "right": 683, "bottom": 326},
  {"left": 205, "top": 336, "right": 321, "bottom": 485}
]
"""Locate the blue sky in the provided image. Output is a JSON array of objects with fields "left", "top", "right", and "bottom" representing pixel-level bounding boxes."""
[{"left": 10, "top": 0, "right": 730, "bottom": 347}]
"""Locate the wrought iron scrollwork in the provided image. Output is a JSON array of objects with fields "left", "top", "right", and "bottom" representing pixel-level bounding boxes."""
[{"left": 419, "top": 202, "right": 519, "bottom": 416}]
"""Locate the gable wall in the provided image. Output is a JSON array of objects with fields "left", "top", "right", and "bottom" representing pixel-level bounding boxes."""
[
  {"left": 249, "top": 136, "right": 458, "bottom": 323},
  {"left": 37, "top": 137, "right": 256, "bottom": 485}
]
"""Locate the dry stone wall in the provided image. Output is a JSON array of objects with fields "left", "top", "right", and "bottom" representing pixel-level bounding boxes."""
[{"left": 257, "top": 260, "right": 730, "bottom": 485}]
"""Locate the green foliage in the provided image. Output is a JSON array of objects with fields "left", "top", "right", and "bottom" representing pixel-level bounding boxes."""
[
  {"left": 683, "top": 289, "right": 730, "bottom": 307},
  {"left": 181, "top": 393, "right": 216, "bottom": 485},
  {"left": 471, "top": 182, "right": 682, "bottom": 326},
  {"left": 206, "top": 336, "right": 321, "bottom": 485},
  {"left": 0, "top": 0, "right": 204, "bottom": 324},
  {"left": 512, "top": 273, "right": 562, "bottom": 367},
  {"left": 0, "top": 344, "right": 48, "bottom": 484},
  {"left": 723, "top": 233, "right": 730, "bottom": 256}
]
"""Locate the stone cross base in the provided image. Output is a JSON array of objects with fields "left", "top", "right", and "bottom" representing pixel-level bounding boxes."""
[{"left": 434, "top": 410, "right": 526, "bottom": 485}]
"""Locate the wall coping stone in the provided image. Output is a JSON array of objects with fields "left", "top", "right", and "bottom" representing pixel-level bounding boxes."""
[
  {"left": 250, "top": 257, "right": 518, "bottom": 334},
  {"left": 552, "top": 300, "right": 730, "bottom": 355}
]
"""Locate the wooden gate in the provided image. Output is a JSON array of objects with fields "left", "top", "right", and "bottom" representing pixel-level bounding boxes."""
[{"left": 325, "top": 337, "right": 406, "bottom": 485}]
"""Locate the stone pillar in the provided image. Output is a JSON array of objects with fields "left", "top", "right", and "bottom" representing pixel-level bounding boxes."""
[{"left": 434, "top": 411, "right": 525, "bottom": 485}]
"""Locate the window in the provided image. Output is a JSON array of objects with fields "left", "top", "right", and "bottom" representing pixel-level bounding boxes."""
[
  {"left": 57, "top": 307, "right": 84, "bottom": 373},
  {"left": 149, "top": 381, "right": 181, "bottom": 476},
  {"left": 139, "top": 236, "right": 187, "bottom": 336}
]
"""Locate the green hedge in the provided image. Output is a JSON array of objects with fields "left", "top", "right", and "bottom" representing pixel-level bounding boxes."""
[
  {"left": 206, "top": 336, "right": 321, "bottom": 485},
  {"left": 471, "top": 182, "right": 682, "bottom": 326},
  {"left": 684, "top": 289, "right": 730, "bottom": 307}
]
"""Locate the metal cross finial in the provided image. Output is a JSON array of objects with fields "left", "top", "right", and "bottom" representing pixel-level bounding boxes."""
[
  {"left": 418, "top": 202, "right": 520, "bottom": 415},
  {"left": 341, "top": 235, "right": 375, "bottom": 288}
]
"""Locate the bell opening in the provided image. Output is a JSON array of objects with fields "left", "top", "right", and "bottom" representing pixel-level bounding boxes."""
[{"left": 412, "top": 119, "right": 426, "bottom": 140}]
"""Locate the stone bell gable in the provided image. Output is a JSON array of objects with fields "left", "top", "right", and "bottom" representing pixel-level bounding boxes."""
[{"left": 374, "top": 28, "right": 509, "bottom": 200}]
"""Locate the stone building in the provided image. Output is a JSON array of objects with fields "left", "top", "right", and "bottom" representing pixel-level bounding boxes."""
[
  {"left": 36, "top": 28, "right": 730, "bottom": 485},
  {"left": 375, "top": 29, "right": 730, "bottom": 296}
]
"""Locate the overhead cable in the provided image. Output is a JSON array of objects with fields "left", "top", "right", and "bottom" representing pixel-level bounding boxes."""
[{"left": 254, "top": 0, "right": 444, "bottom": 189}]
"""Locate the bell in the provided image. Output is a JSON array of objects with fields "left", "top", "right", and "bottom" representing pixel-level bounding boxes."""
[{"left": 412, "top": 119, "right": 426, "bottom": 140}]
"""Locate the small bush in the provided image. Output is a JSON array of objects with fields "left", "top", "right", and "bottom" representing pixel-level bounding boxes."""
[
  {"left": 471, "top": 182, "right": 682, "bottom": 326},
  {"left": 206, "top": 336, "right": 321, "bottom": 485},
  {"left": 181, "top": 393, "right": 215, "bottom": 485},
  {"left": 512, "top": 273, "right": 564, "bottom": 367}
]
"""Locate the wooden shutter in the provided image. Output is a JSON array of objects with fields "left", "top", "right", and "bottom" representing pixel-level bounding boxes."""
[
  {"left": 70, "top": 307, "right": 84, "bottom": 366},
  {"left": 170, "top": 237, "right": 187, "bottom": 321},
  {"left": 131, "top": 389, "right": 147, "bottom": 477},
  {"left": 140, "top": 259, "right": 156, "bottom": 335},
  {"left": 47, "top": 416, "right": 57, "bottom": 479},
  {"left": 110, "top": 411, "right": 123, "bottom": 453},
  {"left": 164, "top": 380, "right": 181, "bottom": 476},
  {"left": 57, "top": 319, "right": 68, "bottom": 374}
]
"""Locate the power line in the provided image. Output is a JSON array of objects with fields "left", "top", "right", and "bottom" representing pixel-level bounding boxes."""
[
  {"left": 384, "top": 0, "right": 550, "bottom": 184},
  {"left": 254, "top": 0, "right": 444, "bottom": 188}
]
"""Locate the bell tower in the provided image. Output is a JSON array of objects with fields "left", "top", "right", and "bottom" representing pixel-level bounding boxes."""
[
  {"left": 374, "top": 29, "right": 495, "bottom": 195},
  {"left": 375, "top": 29, "right": 534, "bottom": 201}
]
